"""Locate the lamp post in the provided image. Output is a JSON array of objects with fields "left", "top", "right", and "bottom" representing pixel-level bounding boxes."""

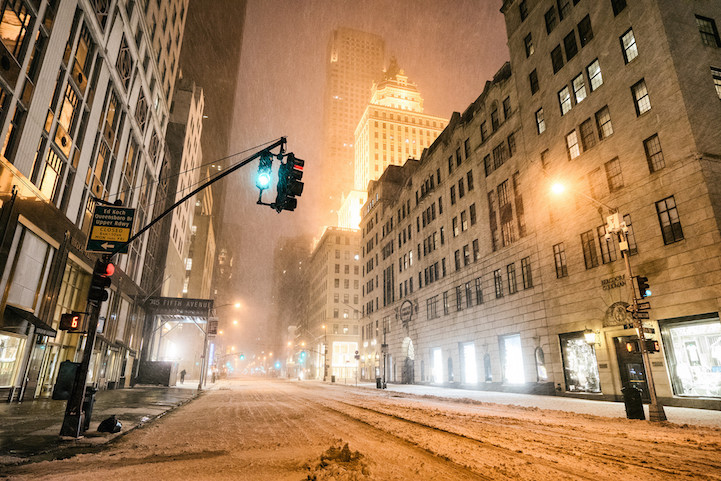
[
  {"left": 203, "top": 302, "right": 241, "bottom": 390},
  {"left": 322, "top": 324, "right": 328, "bottom": 381},
  {"left": 551, "top": 183, "right": 666, "bottom": 422}
]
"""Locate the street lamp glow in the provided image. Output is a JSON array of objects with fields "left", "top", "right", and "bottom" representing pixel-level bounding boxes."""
[
  {"left": 233, "top": 320, "right": 238, "bottom": 325},
  {"left": 551, "top": 182, "right": 566, "bottom": 195},
  {"left": 234, "top": 302, "right": 241, "bottom": 308}
]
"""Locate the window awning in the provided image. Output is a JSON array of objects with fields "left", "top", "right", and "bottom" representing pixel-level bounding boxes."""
[{"left": 3, "top": 305, "right": 57, "bottom": 338}]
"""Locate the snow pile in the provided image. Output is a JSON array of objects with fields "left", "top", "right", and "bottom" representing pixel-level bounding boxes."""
[{"left": 305, "top": 442, "right": 370, "bottom": 480}]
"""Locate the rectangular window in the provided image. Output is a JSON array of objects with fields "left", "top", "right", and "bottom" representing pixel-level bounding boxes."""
[
  {"left": 696, "top": 15, "right": 721, "bottom": 48},
  {"left": 536, "top": 108, "right": 546, "bottom": 134},
  {"left": 621, "top": 28, "right": 638, "bottom": 63},
  {"left": 427, "top": 296, "right": 438, "bottom": 320},
  {"left": 519, "top": 0, "right": 528, "bottom": 20},
  {"left": 521, "top": 257, "right": 533, "bottom": 289},
  {"left": 572, "top": 73, "right": 587, "bottom": 103},
  {"left": 711, "top": 67, "right": 721, "bottom": 99},
  {"left": 579, "top": 118, "right": 596, "bottom": 150},
  {"left": 604, "top": 157, "right": 624, "bottom": 192},
  {"left": 0, "top": 1, "right": 33, "bottom": 59},
  {"left": 597, "top": 224, "right": 618, "bottom": 264},
  {"left": 566, "top": 130, "right": 580, "bottom": 159},
  {"left": 464, "top": 138, "right": 471, "bottom": 158},
  {"left": 611, "top": 0, "right": 626, "bottom": 16},
  {"left": 644, "top": 134, "right": 665, "bottom": 172},
  {"left": 577, "top": 15, "right": 593, "bottom": 47},
  {"left": 503, "top": 97, "right": 512, "bottom": 119},
  {"left": 467, "top": 170, "right": 474, "bottom": 191},
  {"left": 529, "top": 69, "right": 539, "bottom": 95},
  {"left": 443, "top": 291, "right": 449, "bottom": 315},
  {"left": 507, "top": 133, "right": 516, "bottom": 157},
  {"left": 469, "top": 203, "right": 477, "bottom": 226},
  {"left": 450, "top": 185, "right": 456, "bottom": 205},
  {"left": 553, "top": 243, "right": 568, "bottom": 278},
  {"left": 595, "top": 106, "right": 613, "bottom": 140},
  {"left": 454, "top": 249, "right": 461, "bottom": 270},
  {"left": 453, "top": 216, "right": 459, "bottom": 237},
  {"left": 465, "top": 281, "right": 473, "bottom": 308},
  {"left": 558, "top": 85, "right": 572, "bottom": 115},
  {"left": 461, "top": 211, "right": 468, "bottom": 232},
  {"left": 557, "top": 0, "right": 571, "bottom": 20},
  {"left": 656, "top": 196, "right": 684, "bottom": 244},
  {"left": 545, "top": 7, "right": 557, "bottom": 34},
  {"left": 587, "top": 59, "right": 603, "bottom": 91},
  {"left": 632, "top": 79, "right": 651, "bottom": 115},
  {"left": 493, "top": 269, "right": 504, "bottom": 298},
  {"left": 564, "top": 31, "right": 578, "bottom": 61},
  {"left": 492, "top": 142, "right": 508, "bottom": 169},
  {"left": 551, "top": 45, "right": 564, "bottom": 73},
  {"left": 474, "top": 277, "right": 483, "bottom": 305},
  {"left": 483, "top": 154, "right": 492, "bottom": 177},
  {"left": 472, "top": 238, "right": 480, "bottom": 261},
  {"left": 456, "top": 147, "right": 462, "bottom": 166},
  {"left": 524, "top": 32, "right": 534, "bottom": 57},
  {"left": 480, "top": 121, "right": 488, "bottom": 142},
  {"left": 456, "top": 285, "right": 463, "bottom": 311},
  {"left": 491, "top": 109, "right": 500, "bottom": 131},
  {"left": 581, "top": 230, "right": 599, "bottom": 269},
  {"left": 507, "top": 263, "right": 518, "bottom": 294},
  {"left": 458, "top": 178, "right": 465, "bottom": 198},
  {"left": 463, "top": 244, "right": 470, "bottom": 266}
]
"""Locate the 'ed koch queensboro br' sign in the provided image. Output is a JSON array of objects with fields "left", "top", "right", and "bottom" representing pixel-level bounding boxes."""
[{"left": 146, "top": 297, "right": 214, "bottom": 317}]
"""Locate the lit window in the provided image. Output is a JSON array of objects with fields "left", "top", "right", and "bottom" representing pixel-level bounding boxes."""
[
  {"left": 711, "top": 67, "right": 721, "bottom": 99},
  {"left": 566, "top": 130, "right": 580, "bottom": 159},
  {"left": 587, "top": 59, "right": 603, "bottom": 91},
  {"left": 573, "top": 73, "right": 587, "bottom": 103},
  {"left": 632, "top": 79, "right": 651, "bottom": 115},
  {"left": 595, "top": 106, "right": 613, "bottom": 139},
  {"left": 558, "top": 86, "right": 572, "bottom": 115},
  {"left": 536, "top": 108, "right": 546, "bottom": 134},
  {"left": 620, "top": 28, "right": 638, "bottom": 63}
]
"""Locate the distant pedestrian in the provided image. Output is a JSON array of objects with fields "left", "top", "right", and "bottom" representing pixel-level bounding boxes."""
[{"left": 180, "top": 369, "right": 186, "bottom": 384}]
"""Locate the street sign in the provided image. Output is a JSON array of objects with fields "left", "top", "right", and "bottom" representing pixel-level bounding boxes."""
[
  {"left": 208, "top": 319, "right": 218, "bottom": 336},
  {"left": 86, "top": 205, "right": 135, "bottom": 254},
  {"left": 633, "top": 311, "right": 650, "bottom": 319}
]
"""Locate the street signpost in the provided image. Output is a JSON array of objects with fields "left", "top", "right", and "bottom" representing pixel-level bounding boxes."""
[{"left": 86, "top": 205, "right": 135, "bottom": 254}]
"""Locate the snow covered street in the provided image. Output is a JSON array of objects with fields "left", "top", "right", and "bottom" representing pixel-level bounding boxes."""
[{"left": 3, "top": 379, "right": 721, "bottom": 480}]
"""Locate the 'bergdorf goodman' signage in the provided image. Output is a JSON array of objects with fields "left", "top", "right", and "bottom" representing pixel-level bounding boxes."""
[{"left": 601, "top": 274, "right": 625, "bottom": 291}]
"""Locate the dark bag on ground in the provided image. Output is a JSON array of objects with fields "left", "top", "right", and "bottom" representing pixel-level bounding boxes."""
[{"left": 97, "top": 415, "right": 122, "bottom": 433}]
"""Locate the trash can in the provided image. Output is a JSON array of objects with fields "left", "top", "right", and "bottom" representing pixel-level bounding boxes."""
[
  {"left": 82, "top": 387, "right": 97, "bottom": 432},
  {"left": 331, "top": 375, "right": 336, "bottom": 383},
  {"left": 376, "top": 377, "right": 382, "bottom": 389},
  {"left": 621, "top": 386, "right": 645, "bottom": 420}
]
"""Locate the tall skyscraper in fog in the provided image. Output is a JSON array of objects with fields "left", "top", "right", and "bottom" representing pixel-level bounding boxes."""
[{"left": 319, "top": 28, "right": 385, "bottom": 225}]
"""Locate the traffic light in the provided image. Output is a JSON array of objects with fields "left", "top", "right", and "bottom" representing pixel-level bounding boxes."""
[
  {"left": 299, "top": 350, "right": 307, "bottom": 363},
  {"left": 239, "top": 353, "right": 245, "bottom": 360},
  {"left": 274, "top": 153, "right": 304, "bottom": 212},
  {"left": 636, "top": 275, "right": 651, "bottom": 298},
  {"left": 625, "top": 340, "right": 639, "bottom": 353},
  {"left": 255, "top": 152, "right": 273, "bottom": 191},
  {"left": 644, "top": 339, "right": 660, "bottom": 353},
  {"left": 59, "top": 312, "right": 84, "bottom": 332},
  {"left": 88, "top": 259, "right": 114, "bottom": 302}
]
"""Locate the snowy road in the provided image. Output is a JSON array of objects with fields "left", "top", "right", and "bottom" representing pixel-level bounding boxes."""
[{"left": 4, "top": 379, "right": 721, "bottom": 480}]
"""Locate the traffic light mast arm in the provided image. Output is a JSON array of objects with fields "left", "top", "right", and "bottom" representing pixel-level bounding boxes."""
[{"left": 107, "top": 137, "right": 287, "bottom": 259}]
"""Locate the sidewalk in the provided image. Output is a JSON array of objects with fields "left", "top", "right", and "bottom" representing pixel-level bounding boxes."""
[
  {"left": 338, "top": 381, "right": 721, "bottom": 428},
  {"left": 0, "top": 382, "right": 203, "bottom": 466}
]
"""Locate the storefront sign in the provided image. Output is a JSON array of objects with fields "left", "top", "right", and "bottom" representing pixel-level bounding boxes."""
[
  {"left": 145, "top": 297, "right": 214, "bottom": 316},
  {"left": 601, "top": 274, "right": 625, "bottom": 290}
]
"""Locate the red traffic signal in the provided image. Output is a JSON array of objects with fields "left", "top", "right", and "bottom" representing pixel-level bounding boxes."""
[
  {"left": 59, "top": 312, "right": 84, "bottom": 331},
  {"left": 88, "top": 259, "right": 114, "bottom": 302}
]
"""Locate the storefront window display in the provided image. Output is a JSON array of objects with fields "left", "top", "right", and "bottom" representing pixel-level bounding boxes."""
[
  {"left": 661, "top": 315, "right": 721, "bottom": 398},
  {"left": 500, "top": 333, "right": 524, "bottom": 384},
  {"left": 559, "top": 331, "right": 601, "bottom": 393},
  {"left": 0, "top": 334, "right": 24, "bottom": 386}
]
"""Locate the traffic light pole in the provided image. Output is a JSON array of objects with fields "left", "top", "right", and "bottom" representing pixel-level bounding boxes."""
[
  {"left": 60, "top": 265, "right": 103, "bottom": 437},
  {"left": 617, "top": 228, "right": 666, "bottom": 422}
]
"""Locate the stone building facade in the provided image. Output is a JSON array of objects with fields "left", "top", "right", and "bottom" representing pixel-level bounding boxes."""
[
  {"left": 0, "top": 0, "right": 187, "bottom": 400},
  {"left": 360, "top": 0, "right": 721, "bottom": 409}
]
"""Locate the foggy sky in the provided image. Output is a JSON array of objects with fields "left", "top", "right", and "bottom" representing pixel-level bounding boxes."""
[{"left": 224, "top": 0, "right": 509, "bottom": 347}]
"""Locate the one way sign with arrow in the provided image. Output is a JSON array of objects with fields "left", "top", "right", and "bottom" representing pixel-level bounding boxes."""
[{"left": 86, "top": 205, "right": 135, "bottom": 254}]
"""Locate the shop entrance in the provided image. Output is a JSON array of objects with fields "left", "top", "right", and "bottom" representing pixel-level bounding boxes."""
[{"left": 614, "top": 336, "right": 649, "bottom": 400}]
